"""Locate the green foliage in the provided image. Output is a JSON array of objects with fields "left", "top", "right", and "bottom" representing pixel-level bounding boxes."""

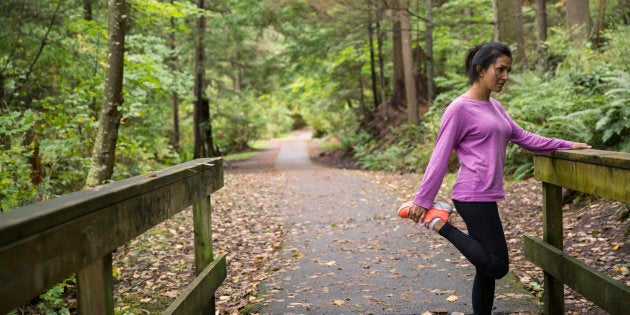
[
  {"left": 211, "top": 91, "right": 292, "bottom": 153},
  {"left": 0, "top": 109, "right": 38, "bottom": 211},
  {"left": 284, "top": 74, "right": 360, "bottom": 138},
  {"left": 36, "top": 94, "right": 97, "bottom": 197},
  {"left": 36, "top": 277, "right": 75, "bottom": 315},
  {"left": 496, "top": 25, "right": 630, "bottom": 178},
  {"left": 355, "top": 141, "right": 415, "bottom": 172},
  {"left": 353, "top": 124, "right": 430, "bottom": 173}
]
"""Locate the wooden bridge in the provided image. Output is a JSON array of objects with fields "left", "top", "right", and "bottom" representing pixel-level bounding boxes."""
[
  {"left": 0, "top": 158, "right": 226, "bottom": 314},
  {"left": 525, "top": 149, "right": 630, "bottom": 315}
]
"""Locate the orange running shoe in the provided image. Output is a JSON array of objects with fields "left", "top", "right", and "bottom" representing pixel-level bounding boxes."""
[
  {"left": 397, "top": 201, "right": 415, "bottom": 218},
  {"left": 397, "top": 201, "right": 453, "bottom": 229},
  {"left": 423, "top": 201, "right": 453, "bottom": 229}
]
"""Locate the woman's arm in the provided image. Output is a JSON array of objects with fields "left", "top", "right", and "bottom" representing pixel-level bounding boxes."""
[
  {"left": 493, "top": 99, "right": 589, "bottom": 153},
  {"left": 412, "top": 103, "right": 465, "bottom": 209}
]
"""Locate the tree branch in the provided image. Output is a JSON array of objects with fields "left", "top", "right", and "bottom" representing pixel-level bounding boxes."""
[{"left": 7, "top": 0, "right": 64, "bottom": 106}]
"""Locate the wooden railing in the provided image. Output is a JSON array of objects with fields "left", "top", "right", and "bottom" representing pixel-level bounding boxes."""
[
  {"left": 0, "top": 158, "right": 227, "bottom": 314},
  {"left": 523, "top": 149, "right": 630, "bottom": 315}
]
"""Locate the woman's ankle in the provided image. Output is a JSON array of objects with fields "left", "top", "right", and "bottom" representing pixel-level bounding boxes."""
[{"left": 432, "top": 220, "right": 445, "bottom": 232}]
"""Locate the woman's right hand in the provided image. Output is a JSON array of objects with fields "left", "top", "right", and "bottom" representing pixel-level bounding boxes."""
[
  {"left": 407, "top": 204, "right": 427, "bottom": 223},
  {"left": 571, "top": 142, "right": 592, "bottom": 149}
]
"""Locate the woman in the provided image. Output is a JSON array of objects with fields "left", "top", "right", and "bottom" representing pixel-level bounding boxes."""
[{"left": 404, "top": 42, "right": 591, "bottom": 314}]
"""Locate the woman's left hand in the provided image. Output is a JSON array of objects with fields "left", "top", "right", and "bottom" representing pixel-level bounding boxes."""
[{"left": 571, "top": 142, "right": 592, "bottom": 149}]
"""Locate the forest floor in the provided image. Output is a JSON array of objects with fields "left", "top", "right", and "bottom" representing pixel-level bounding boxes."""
[{"left": 16, "top": 133, "right": 629, "bottom": 315}]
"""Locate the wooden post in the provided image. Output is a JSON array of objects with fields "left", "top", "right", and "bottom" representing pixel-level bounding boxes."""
[
  {"left": 193, "top": 194, "right": 214, "bottom": 314},
  {"left": 77, "top": 253, "right": 114, "bottom": 315},
  {"left": 542, "top": 182, "right": 564, "bottom": 315}
]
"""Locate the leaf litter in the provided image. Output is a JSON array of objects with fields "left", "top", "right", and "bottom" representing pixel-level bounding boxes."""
[{"left": 16, "top": 148, "right": 627, "bottom": 314}]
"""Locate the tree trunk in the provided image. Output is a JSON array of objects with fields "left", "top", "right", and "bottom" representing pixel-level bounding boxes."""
[
  {"left": 594, "top": 0, "right": 607, "bottom": 48},
  {"left": 376, "top": 19, "right": 387, "bottom": 119},
  {"left": 0, "top": 73, "right": 5, "bottom": 109},
  {"left": 368, "top": 23, "right": 379, "bottom": 109},
  {"left": 566, "top": 0, "right": 591, "bottom": 44},
  {"left": 26, "top": 133, "right": 43, "bottom": 186},
  {"left": 425, "top": 0, "right": 435, "bottom": 104},
  {"left": 86, "top": 0, "right": 126, "bottom": 187},
  {"left": 358, "top": 68, "right": 366, "bottom": 117},
  {"left": 493, "top": 0, "right": 527, "bottom": 65},
  {"left": 231, "top": 59, "right": 242, "bottom": 92},
  {"left": 170, "top": 0, "right": 180, "bottom": 153},
  {"left": 171, "top": 91, "right": 180, "bottom": 153},
  {"left": 88, "top": 0, "right": 98, "bottom": 114},
  {"left": 201, "top": 98, "right": 215, "bottom": 156},
  {"left": 399, "top": 0, "right": 418, "bottom": 125},
  {"left": 84, "top": 0, "right": 93, "bottom": 21},
  {"left": 535, "top": 0, "right": 548, "bottom": 71},
  {"left": 392, "top": 16, "right": 405, "bottom": 110},
  {"left": 193, "top": 0, "right": 215, "bottom": 158}
]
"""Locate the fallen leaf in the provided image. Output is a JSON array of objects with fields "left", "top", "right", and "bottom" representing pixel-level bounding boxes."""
[
  {"left": 160, "top": 290, "right": 179, "bottom": 298},
  {"left": 446, "top": 295, "right": 459, "bottom": 302}
]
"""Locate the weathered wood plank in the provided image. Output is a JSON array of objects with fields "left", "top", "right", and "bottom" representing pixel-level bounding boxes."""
[
  {"left": 541, "top": 182, "right": 564, "bottom": 315},
  {"left": 0, "top": 158, "right": 223, "bottom": 247},
  {"left": 193, "top": 195, "right": 215, "bottom": 314},
  {"left": 194, "top": 195, "right": 214, "bottom": 273},
  {"left": 76, "top": 253, "right": 114, "bottom": 315},
  {"left": 163, "top": 254, "right": 227, "bottom": 315},
  {"left": 524, "top": 235, "right": 630, "bottom": 315},
  {"left": 546, "top": 149, "right": 630, "bottom": 170},
  {"left": 534, "top": 154, "right": 630, "bottom": 203},
  {"left": 0, "top": 158, "right": 223, "bottom": 313}
]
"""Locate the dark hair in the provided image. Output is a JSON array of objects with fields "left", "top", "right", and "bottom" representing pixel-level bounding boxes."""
[{"left": 465, "top": 42, "right": 512, "bottom": 85}]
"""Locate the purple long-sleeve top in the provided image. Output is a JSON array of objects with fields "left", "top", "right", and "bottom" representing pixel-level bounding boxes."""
[{"left": 412, "top": 96, "right": 573, "bottom": 209}]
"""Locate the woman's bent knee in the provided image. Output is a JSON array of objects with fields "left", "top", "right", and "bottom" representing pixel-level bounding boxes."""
[{"left": 492, "top": 262, "right": 509, "bottom": 279}]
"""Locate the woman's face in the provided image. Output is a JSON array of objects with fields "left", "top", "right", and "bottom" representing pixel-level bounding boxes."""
[{"left": 479, "top": 55, "right": 512, "bottom": 93}]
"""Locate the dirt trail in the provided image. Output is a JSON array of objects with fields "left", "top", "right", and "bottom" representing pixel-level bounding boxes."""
[{"left": 244, "top": 129, "right": 540, "bottom": 314}]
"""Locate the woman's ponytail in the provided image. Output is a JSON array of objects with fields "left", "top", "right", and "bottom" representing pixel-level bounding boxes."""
[{"left": 465, "top": 44, "right": 484, "bottom": 83}]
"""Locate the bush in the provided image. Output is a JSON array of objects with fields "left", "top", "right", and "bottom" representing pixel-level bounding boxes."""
[
  {"left": 497, "top": 25, "right": 630, "bottom": 178},
  {"left": 0, "top": 109, "right": 38, "bottom": 211}
]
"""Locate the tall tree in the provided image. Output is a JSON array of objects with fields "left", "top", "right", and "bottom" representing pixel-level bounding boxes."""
[
  {"left": 392, "top": 6, "right": 405, "bottom": 111},
  {"left": 368, "top": 22, "right": 379, "bottom": 109},
  {"left": 493, "top": 0, "right": 527, "bottom": 65},
  {"left": 170, "top": 0, "right": 180, "bottom": 153},
  {"left": 84, "top": 0, "right": 93, "bottom": 20},
  {"left": 85, "top": 0, "right": 127, "bottom": 187},
  {"left": 375, "top": 9, "right": 387, "bottom": 120},
  {"left": 425, "top": 0, "right": 435, "bottom": 104},
  {"left": 193, "top": 0, "right": 215, "bottom": 158},
  {"left": 535, "top": 0, "right": 548, "bottom": 70},
  {"left": 594, "top": 0, "right": 607, "bottom": 48},
  {"left": 566, "top": 0, "right": 591, "bottom": 44},
  {"left": 398, "top": 0, "right": 418, "bottom": 125}
]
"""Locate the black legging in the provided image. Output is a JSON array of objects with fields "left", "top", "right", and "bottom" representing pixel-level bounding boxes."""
[{"left": 438, "top": 200, "right": 509, "bottom": 315}]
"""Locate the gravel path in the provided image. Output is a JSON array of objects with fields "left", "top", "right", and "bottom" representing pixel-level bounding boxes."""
[{"left": 243, "top": 129, "right": 541, "bottom": 315}]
